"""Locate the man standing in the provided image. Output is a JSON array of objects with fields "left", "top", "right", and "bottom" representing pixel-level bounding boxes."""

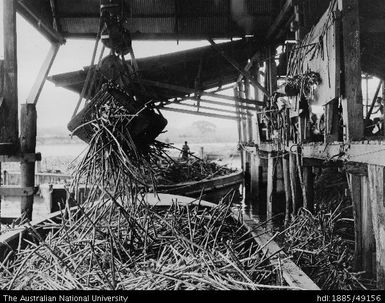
[{"left": 181, "top": 141, "right": 190, "bottom": 160}]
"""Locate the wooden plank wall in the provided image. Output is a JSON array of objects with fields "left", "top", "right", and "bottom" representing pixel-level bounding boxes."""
[{"left": 367, "top": 165, "right": 385, "bottom": 289}]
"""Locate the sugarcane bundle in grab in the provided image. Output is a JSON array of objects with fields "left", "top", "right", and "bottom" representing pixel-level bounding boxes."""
[{"left": 68, "top": 81, "right": 168, "bottom": 197}]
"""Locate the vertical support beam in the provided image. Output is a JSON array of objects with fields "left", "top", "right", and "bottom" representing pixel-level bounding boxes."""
[
  {"left": 254, "top": 67, "right": 263, "bottom": 145},
  {"left": 0, "top": 60, "right": 3, "bottom": 100},
  {"left": 283, "top": 155, "right": 292, "bottom": 226},
  {"left": 275, "top": 157, "right": 284, "bottom": 193},
  {"left": 268, "top": 49, "right": 277, "bottom": 93},
  {"left": 296, "top": 150, "right": 308, "bottom": 209},
  {"left": 234, "top": 87, "right": 244, "bottom": 170},
  {"left": 251, "top": 153, "right": 261, "bottom": 201},
  {"left": 294, "top": 4, "right": 304, "bottom": 41},
  {"left": 20, "top": 104, "right": 37, "bottom": 221},
  {"left": 239, "top": 82, "right": 248, "bottom": 170},
  {"left": 1, "top": 0, "right": 18, "bottom": 145},
  {"left": 303, "top": 166, "right": 314, "bottom": 212},
  {"left": 289, "top": 152, "right": 299, "bottom": 216},
  {"left": 294, "top": 2, "right": 307, "bottom": 144},
  {"left": 265, "top": 48, "right": 277, "bottom": 142},
  {"left": 351, "top": 174, "right": 363, "bottom": 271},
  {"left": 267, "top": 152, "right": 274, "bottom": 230},
  {"left": 27, "top": 43, "right": 60, "bottom": 105},
  {"left": 244, "top": 80, "right": 253, "bottom": 143},
  {"left": 361, "top": 175, "right": 375, "bottom": 276},
  {"left": 0, "top": 161, "right": 2, "bottom": 230},
  {"left": 382, "top": 81, "right": 385, "bottom": 137},
  {"left": 325, "top": 99, "right": 340, "bottom": 143},
  {"left": 239, "top": 82, "right": 248, "bottom": 144},
  {"left": 367, "top": 165, "right": 385, "bottom": 289},
  {"left": 339, "top": 0, "right": 364, "bottom": 141}
]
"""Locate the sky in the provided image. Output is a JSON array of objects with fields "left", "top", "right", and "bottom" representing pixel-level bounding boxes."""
[{"left": 0, "top": 3, "right": 237, "bottom": 138}]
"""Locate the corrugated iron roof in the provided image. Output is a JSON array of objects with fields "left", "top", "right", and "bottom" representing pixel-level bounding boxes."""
[
  {"left": 17, "top": 0, "right": 279, "bottom": 40},
  {"left": 48, "top": 39, "right": 260, "bottom": 101}
]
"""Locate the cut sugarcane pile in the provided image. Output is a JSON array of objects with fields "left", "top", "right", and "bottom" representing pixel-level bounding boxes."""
[
  {"left": 282, "top": 168, "right": 376, "bottom": 290},
  {"left": 155, "top": 159, "right": 237, "bottom": 185},
  {"left": 0, "top": 196, "right": 292, "bottom": 290},
  {"left": 283, "top": 208, "right": 367, "bottom": 290},
  {"left": 70, "top": 83, "right": 171, "bottom": 193}
]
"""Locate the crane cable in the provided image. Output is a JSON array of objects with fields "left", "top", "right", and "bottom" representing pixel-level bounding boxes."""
[{"left": 71, "top": 0, "right": 105, "bottom": 118}]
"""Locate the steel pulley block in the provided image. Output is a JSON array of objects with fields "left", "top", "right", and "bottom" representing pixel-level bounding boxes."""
[{"left": 100, "top": 0, "right": 131, "bottom": 55}]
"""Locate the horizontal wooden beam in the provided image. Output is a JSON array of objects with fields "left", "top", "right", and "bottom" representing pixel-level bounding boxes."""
[
  {"left": 160, "top": 107, "right": 239, "bottom": 121},
  {"left": 0, "top": 186, "right": 37, "bottom": 197},
  {"left": 208, "top": 39, "right": 270, "bottom": 98},
  {"left": 266, "top": 0, "right": 293, "bottom": 40},
  {"left": 344, "top": 162, "right": 368, "bottom": 176},
  {"left": 169, "top": 103, "right": 246, "bottom": 116},
  {"left": 257, "top": 141, "right": 385, "bottom": 167},
  {"left": 16, "top": 0, "right": 65, "bottom": 44},
  {"left": 0, "top": 152, "right": 41, "bottom": 163},
  {"left": 182, "top": 97, "right": 257, "bottom": 111},
  {"left": 57, "top": 13, "right": 272, "bottom": 19},
  {"left": 232, "top": 209, "right": 320, "bottom": 290},
  {"left": 141, "top": 79, "right": 264, "bottom": 106}
]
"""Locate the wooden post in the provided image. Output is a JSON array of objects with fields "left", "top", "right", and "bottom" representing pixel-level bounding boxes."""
[
  {"left": 251, "top": 153, "right": 261, "bottom": 201},
  {"left": 264, "top": 49, "right": 277, "bottom": 142},
  {"left": 360, "top": 176, "right": 375, "bottom": 276},
  {"left": 239, "top": 82, "right": 248, "bottom": 170},
  {"left": 254, "top": 66, "right": 263, "bottom": 145},
  {"left": 267, "top": 152, "right": 274, "bottom": 230},
  {"left": 350, "top": 174, "right": 363, "bottom": 270},
  {"left": 239, "top": 82, "right": 248, "bottom": 145},
  {"left": 0, "top": 60, "right": 3, "bottom": 101},
  {"left": 294, "top": 2, "right": 307, "bottom": 143},
  {"left": 325, "top": 99, "right": 340, "bottom": 143},
  {"left": 367, "top": 165, "right": 385, "bottom": 289},
  {"left": 294, "top": 2, "right": 308, "bottom": 144},
  {"left": 303, "top": 166, "right": 314, "bottom": 212},
  {"left": 0, "top": 162, "right": 2, "bottom": 229},
  {"left": 234, "top": 87, "right": 244, "bottom": 170},
  {"left": 283, "top": 155, "right": 292, "bottom": 226},
  {"left": 292, "top": 4, "right": 307, "bottom": 143},
  {"left": 20, "top": 104, "right": 37, "bottom": 221},
  {"left": 294, "top": 4, "right": 304, "bottom": 41},
  {"left": 244, "top": 79, "right": 253, "bottom": 143},
  {"left": 382, "top": 81, "right": 385, "bottom": 137},
  {"left": 1, "top": 0, "right": 18, "bottom": 146},
  {"left": 289, "top": 152, "right": 299, "bottom": 216},
  {"left": 296, "top": 150, "right": 308, "bottom": 209},
  {"left": 338, "top": 0, "right": 364, "bottom": 142},
  {"left": 275, "top": 157, "right": 285, "bottom": 194}
]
